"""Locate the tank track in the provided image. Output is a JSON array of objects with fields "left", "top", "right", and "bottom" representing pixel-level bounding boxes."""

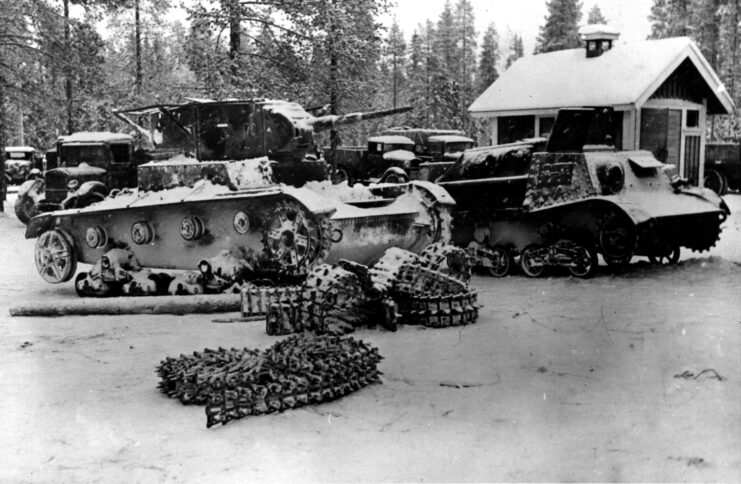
[
  {"left": 261, "top": 245, "right": 479, "bottom": 335},
  {"left": 156, "top": 334, "right": 383, "bottom": 428}
]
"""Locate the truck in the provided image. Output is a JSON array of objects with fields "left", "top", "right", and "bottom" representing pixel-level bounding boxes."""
[
  {"left": 14, "top": 132, "right": 146, "bottom": 225},
  {"left": 704, "top": 141, "right": 741, "bottom": 195}
]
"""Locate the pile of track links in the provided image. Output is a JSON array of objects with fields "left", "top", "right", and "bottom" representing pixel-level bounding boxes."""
[
  {"left": 255, "top": 243, "right": 480, "bottom": 336},
  {"left": 156, "top": 333, "right": 383, "bottom": 428}
]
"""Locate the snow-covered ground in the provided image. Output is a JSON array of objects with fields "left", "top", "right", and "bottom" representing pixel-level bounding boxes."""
[{"left": 1, "top": 193, "right": 739, "bottom": 482}]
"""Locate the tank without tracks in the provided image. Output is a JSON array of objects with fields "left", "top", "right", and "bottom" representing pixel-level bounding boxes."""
[
  {"left": 436, "top": 108, "right": 730, "bottom": 277},
  {"left": 26, "top": 156, "right": 454, "bottom": 296}
]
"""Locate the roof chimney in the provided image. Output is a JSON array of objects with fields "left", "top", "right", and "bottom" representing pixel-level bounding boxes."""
[{"left": 579, "top": 24, "right": 620, "bottom": 58}]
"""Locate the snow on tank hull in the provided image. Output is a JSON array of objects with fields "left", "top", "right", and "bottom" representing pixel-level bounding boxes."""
[{"left": 26, "top": 158, "right": 454, "bottom": 291}]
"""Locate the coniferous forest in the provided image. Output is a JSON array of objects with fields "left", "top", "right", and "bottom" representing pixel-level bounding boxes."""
[{"left": 2, "top": 0, "right": 741, "bottom": 155}]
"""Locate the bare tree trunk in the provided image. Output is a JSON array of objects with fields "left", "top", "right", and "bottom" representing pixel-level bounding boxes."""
[
  {"left": 0, "top": 74, "right": 6, "bottom": 210},
  {"left": 64, "top": 0, "right": 73, "bottom": 134},
  {"left": 135, "top": 0, "right": 142, "bottom": 93},
  {"left": 225, "top": 0, "right": 241, "bottom": 83}
]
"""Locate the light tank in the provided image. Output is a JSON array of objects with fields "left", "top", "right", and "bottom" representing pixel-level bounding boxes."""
[
  {"left": 435, "top": 108, "right": 730, "bottom": 277},
  {"left": 25, "top": 156, "right": 453, "bottom": 295}
]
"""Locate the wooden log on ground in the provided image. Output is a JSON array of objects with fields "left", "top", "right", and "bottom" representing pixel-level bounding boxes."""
[{"left": 9, "top": 294, "right": 240, "bottom": 317}]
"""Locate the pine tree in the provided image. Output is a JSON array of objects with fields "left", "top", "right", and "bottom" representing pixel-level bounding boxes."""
[
  {"left": 477, "top": 23, "right": 500, "bottom": 94},
  {"left": 383, "top": 19, "right": 407, "bottom": 109},
  {"left": 454, "top": 0, "right": 477, "bottom": 130},
  {"left": 534, "top": 0, "right": 583, "bottom": 54},
  {"left": 587, "top": 5, "right": 608, "bottom": 24},
  {"left": 506, "top": 34, "right": 525, "bottom": 68}
]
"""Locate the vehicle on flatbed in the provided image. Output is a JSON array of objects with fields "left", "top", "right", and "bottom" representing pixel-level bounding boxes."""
[
  {"left": 433, "top": 108, "right": 729, "bottom": 277},
  {"left": 704, "top": 141, "right": 741, "bottom": 195}
]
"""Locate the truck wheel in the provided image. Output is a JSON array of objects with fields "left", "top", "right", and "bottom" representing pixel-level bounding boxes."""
[
  {"left": 703, "top": 169, "right": 727, "bottom": 195},
  {"left": 14, "top": 178, "right": 44, "bottom": 225},
  {"left": 14, "top": 191, "right": 39, "bottom": 225}
]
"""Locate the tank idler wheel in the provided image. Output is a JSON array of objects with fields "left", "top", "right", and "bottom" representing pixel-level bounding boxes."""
[
  {"left": 519, "top": 244, "right": 546, "bottom": 278},
  {"left": 35, "top": 229, "right": 77, "bottom": 283},
  {"left": 567, "top": 243, "right": 598, "bottom": 278},
  {"left": 598, "top": 214, "right": 636, "bottom": 264},
  {"left": 487, "top": 246, "right": 513, "bottom": 278},
  {"left": 648, "top": 246, "right": 680, "bottom": 265}
]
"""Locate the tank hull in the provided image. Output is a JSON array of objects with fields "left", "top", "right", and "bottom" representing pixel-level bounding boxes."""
[
  {"left": 441, "top": 143, "right": 729, "bottom": 275},
  {"left": 27, "top": 180, "right": 454, "bottom": 286}
]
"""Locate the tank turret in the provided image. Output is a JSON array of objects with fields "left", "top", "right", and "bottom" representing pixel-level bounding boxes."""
[{"left": 115, "top": 100, "right": 410, "bottom": 163}]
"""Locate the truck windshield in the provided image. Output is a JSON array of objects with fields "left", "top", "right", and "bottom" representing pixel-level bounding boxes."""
[{"left": 61, "top": 144, "right": 109, "bottom": 168}]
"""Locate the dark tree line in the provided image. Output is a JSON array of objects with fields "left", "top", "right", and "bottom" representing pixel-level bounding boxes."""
[{"left": 648, "top": 0, "right": 741, "bottom": 139}]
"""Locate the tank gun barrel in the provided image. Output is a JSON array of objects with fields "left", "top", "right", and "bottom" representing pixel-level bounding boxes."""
[{"left": 311, "top": 106, "right": 412, "bottom": 132}]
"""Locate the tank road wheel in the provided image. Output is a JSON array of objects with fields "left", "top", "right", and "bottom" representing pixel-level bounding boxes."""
[
  {"left": 519, "top": 244, "right": 546, "bottom": 278},
  {"left": 35, "top": 229, "right": 77, "bottom": 283},
  {"left": 703, "top": 168, "right": 727, "bottom": 195},
  {"left": 263, "top": 202, "right": 327, "bottom": 276},
  {"left": 648, "top": 246, "right": 681, "bottom": 265},
  {"left": 599, "top": 214, "right": 636, "bottom": 269},
  {"left": 487, "top": 246, "right": 513, "bottom": 278},
  {"left": 567, "top": 242, "right": 598, "bottom": 278}
]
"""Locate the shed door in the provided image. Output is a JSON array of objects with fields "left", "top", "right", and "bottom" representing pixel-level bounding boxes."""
[
  {"left": 639, "top": 108, "right": 681, "bottom": 166},
  {"left": 683, "top": 135, "right": 702, "bottom": 185}
]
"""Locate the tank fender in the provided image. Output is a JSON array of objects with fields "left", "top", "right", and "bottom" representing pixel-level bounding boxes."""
[
  {"left": 25, "top": 213, "right": 56, "bottom": 239},
  {"left": 281, "top": 186, "right": 338, "bottom": 216},
  {"left": 676, "top": 186, "right": 730, "bottom": 215}
]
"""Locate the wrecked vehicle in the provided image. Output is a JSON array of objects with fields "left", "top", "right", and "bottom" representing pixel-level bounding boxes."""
[
  {"left": 435, "top": 108, "right": 730, "bottom": 277},
  {"left": 26, "top": 155, "right": 454, "bottom": 296},
  {"left": 14, "top": 132, "right": 144, "bottom": 225}
]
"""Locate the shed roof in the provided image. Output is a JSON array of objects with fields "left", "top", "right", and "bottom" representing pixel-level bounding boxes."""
[{"left": 469, "top": 37, "right": 734, "bottom": 116}]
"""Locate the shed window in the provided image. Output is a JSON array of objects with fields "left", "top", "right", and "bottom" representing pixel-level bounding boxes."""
[
  {"left": 685, "top": 110, "right": 699, "bottom": 128},
  {"left": 539, "top": 117, "right": 555, "bottom": 138}
]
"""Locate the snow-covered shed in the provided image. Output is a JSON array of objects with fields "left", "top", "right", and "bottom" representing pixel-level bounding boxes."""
[{"left": 469, "top": 30, "right": 734, "bottom": 185}]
